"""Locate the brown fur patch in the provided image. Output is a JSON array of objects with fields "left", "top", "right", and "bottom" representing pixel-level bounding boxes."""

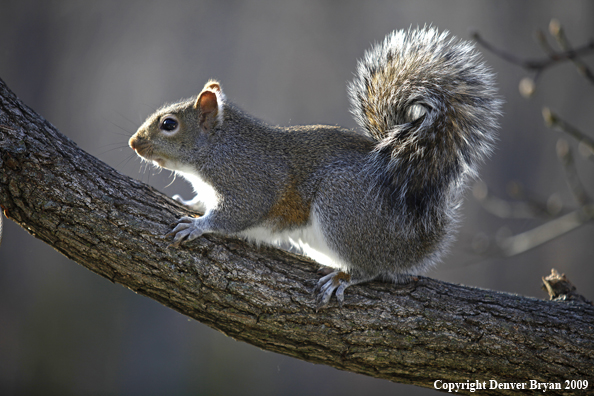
[
  {"left": 265, "top": 180, "right": 310, "bottom": 231},
  {"left": 332, "top": 271, "right": 351, "bottom": 286}
]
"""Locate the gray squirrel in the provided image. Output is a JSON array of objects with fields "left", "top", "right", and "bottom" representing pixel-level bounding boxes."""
[{"left": 129, "top": 27, "right": 501, "bottom": 307}]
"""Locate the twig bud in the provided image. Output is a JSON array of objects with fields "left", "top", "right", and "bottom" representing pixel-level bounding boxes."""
[
  {"left": 549, "top": 19, "right": 561, "bottom": 37},
  {"left": 519, "top": 77, "right": 535, "bottom": 98},
  {"left": 542, "top": 107, "right": 555, "bottom": 127}
]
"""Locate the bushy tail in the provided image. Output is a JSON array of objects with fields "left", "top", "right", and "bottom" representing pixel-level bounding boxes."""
[{"left": 348, "top": 27, "right": 502, "bottom": 217}]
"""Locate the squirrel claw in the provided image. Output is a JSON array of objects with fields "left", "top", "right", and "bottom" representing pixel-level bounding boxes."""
[
  {"left": 166, "top": 221, "right": 191, "bottom": 238},
  {"left": 167, "top": 239, "right": 183, "bottom": 249},
  {"left": 166, "top": 216, "right": 205, "bottom": 247},
  {"left": 169, "top": 216, "right": 196, "bottom": 227},
  {"left": 314, "top": 271, "right": 351, "bottom": 310}
]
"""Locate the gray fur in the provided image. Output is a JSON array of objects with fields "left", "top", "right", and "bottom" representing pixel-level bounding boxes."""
[{"left": 130, "top": 27, "right": 501, "bottom": 307}]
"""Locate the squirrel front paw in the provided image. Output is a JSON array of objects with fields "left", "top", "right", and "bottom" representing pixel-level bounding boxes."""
[
  {"left": 172, "top": 195, "right": 206, "bottom": 213},
  {"left": 314, "top": 271, "right": 353, "bottom": 309},
  {"left": 172, "top": 194, "right": 186, "bottom": 205},
  {"left": 167, "top": 216, "right": 206, "bottom": 247}
]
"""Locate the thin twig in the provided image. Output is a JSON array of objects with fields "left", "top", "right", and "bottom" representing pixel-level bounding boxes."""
[
  {"left": 472, "top": 181, "right": 560, "bottom": 220},
  {"left": 542, "top": 107, "right": 594, "bottom": 157},
  {"left": 500, "top": 207, "right": 593, "bottom": 256},
  {"left": 471, "top": 30, "right": 594, "bottom": 72},
  {"left": 556, "top": 139, "right": 591, "bottom": 206},
  {"left": 534, "top": 29, "right": 556, "bottom": 56},
  {"left": 549, "top": 19, "right": 594, "bottom": 84}
]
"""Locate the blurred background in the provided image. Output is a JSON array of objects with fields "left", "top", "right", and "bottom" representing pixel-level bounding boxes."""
[{"left": 1, "top": 1, "right": 593, "bottom": 395}]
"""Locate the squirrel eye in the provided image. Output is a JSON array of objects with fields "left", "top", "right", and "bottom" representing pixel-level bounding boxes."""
[{"left": 160, "top": 117, "right": 178, "bottom": 132}]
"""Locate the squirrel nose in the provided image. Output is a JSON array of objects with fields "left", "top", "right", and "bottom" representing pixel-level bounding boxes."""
[{"left": 129, "top": 135, "right": 138, "bottom": 150}]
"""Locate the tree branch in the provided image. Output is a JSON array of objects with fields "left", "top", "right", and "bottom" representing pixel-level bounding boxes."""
[{"left": 1, "top": 77, "right": 593, "bottom": 394}]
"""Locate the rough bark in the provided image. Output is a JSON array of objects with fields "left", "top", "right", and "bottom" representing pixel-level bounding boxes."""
[{"left": 0, "top": 77, "right": 592, "bottom": 395}]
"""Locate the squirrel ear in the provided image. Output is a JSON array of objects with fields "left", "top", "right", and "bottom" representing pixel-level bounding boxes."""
[{"left": 195, "top": 80, "right": 225, "bottom": 130}]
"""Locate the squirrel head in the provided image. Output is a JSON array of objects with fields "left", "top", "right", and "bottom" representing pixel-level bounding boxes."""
[{"left": 129, "top": 80, "right": 226, "bottom": 171}]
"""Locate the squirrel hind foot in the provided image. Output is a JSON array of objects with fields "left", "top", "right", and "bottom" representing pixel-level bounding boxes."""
[
  {"left": 314, "top": 271, "right": 353, "bottom": 310},
  {"left": 313, "top": 271, "right": 421, "bottom": 310}
]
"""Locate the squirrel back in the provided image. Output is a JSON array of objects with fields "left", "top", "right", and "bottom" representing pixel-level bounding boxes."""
[{"left": 130, "top": 27, "right": 501, "bottom": 308}]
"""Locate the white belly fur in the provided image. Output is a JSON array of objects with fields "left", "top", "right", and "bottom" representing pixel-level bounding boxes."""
[
  {"left": 238, "top": 211, "right": 348, "bottom": 271},
  {"left": 176, "top": 171, "right": 344, "bottom": 269}
]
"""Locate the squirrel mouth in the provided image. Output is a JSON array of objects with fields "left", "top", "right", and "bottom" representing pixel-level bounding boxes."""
[
  {"left": 153, "top": 158, "right": 165, "bottom": 167},
  {"left": 134, "top": 148, "right": 164, "bottom": 167},
  {"left": 129, "top": 136, "right": 165, "bottom": 167}
]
